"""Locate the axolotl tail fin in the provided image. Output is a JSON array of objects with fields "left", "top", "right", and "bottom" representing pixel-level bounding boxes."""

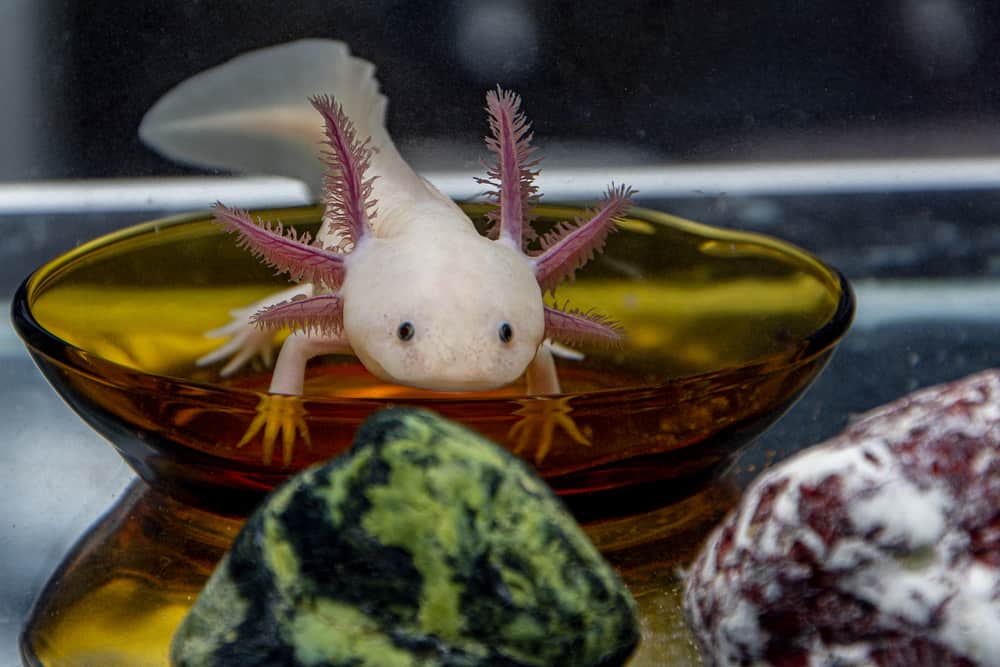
[{"left": 139, "top": 39, "right": 394, "bottom": 196}]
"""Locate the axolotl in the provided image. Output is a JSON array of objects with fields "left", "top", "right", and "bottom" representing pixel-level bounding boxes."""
[{"left": 140, "top": 41, "right": 633, "bottom": 464}]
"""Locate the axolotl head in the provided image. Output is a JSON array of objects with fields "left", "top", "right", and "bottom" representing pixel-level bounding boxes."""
[{"left": 341, "top": 232, "right": 545, "bottom": 392}]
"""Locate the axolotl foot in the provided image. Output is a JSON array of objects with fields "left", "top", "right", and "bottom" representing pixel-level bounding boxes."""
[
  {"left": 239, "top": 394, "right": 312, "bottom": 466},
  {"left": 508, "top": 396, "right": 591, "bottom": 465},
  {"left": 197, "top": 285, "right": 314, "bottom": 377}
]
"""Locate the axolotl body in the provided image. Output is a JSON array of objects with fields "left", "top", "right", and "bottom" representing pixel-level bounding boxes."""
[{"left": 141, "top": 41, "right": 631, "bottom": 462}]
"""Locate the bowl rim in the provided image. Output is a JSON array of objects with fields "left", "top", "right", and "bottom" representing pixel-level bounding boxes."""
[{"left": 11, "top": 203, "right": 856, "bottom": 404}]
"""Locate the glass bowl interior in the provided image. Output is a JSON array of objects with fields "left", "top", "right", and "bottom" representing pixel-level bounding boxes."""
[{"left": 12, "top": 203, "right": 853, "bottom": 518}]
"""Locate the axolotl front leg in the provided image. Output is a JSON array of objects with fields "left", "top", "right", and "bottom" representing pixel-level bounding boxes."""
[
  {"left": 231, "top": 329, "right": 351, "bottom": 465},
  {"left": 267, "top": 330, "right": 352, "bottom": 395}
]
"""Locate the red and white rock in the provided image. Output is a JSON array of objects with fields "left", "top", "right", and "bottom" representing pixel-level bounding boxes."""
[{"left": 684, "top": 369, "right": 1000, "bottom": 667}]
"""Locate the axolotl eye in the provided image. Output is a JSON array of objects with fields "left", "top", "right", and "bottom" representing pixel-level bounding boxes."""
[
  {"left": 397, "top": 321, "right": 415, "bottom": 341},
  {"left": 498, "top": 322, "right": 513, "bottom": 344}
]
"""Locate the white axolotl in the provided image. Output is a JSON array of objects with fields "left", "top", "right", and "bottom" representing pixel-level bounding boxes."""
[{"left": 141, "top": 40, "right": 632, "bottom": 464}]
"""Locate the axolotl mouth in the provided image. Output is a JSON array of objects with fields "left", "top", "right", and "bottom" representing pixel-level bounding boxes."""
[{"left": 358, "top": 347, "right": 532, "bottom": 393}]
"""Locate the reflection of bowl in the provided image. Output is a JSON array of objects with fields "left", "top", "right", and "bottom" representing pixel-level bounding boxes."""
[{"left": 12, "top": 204, "right": 853, "bottom": 520}]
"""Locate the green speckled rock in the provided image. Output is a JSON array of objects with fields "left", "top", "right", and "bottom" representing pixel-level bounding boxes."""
[{"left": 171, "top": 408, "right": 639, "bottom": 667}]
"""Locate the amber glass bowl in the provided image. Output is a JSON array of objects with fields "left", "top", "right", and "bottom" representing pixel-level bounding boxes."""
[
  {"left": 13, "top": 203, "right": 852, "bottom": 520},
  {"left": 13, "top": 203, "right": 853, "bottom": 666}
]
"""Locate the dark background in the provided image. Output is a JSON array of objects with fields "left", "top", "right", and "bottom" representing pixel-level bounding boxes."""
[{"left": 7, "top": 1, "right": 1000, "bottom": 180}]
